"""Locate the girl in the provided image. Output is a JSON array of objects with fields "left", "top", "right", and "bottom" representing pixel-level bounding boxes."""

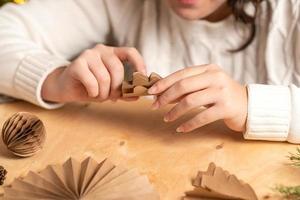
[{"left": 0, "top": 0, "right": 299, "bottom": 143}]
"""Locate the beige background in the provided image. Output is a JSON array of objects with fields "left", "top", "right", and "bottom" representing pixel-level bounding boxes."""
[{"left": 0, "top": 99, "right": 299, "bottom": 199}]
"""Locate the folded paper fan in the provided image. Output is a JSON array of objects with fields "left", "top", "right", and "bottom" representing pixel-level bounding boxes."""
[
  {"left": 184, "top": 163, "right": 258, "bottom": 200},
  {"left": 4, "top": 157, "right": 160, "bottom": 200},
  {"left": 122, "top": 72, "right": 162, "bottom": 97}
]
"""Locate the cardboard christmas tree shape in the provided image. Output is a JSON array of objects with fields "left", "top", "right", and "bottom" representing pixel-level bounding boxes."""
[
  {"left": 4, "top": 157, "right": 159, "bottom": 200},
  {"left": 184, "top": 163, "right": 258, "bottom": 200},
  {"left": 122, "top": 72, "right": 162, "bottom": 97}
]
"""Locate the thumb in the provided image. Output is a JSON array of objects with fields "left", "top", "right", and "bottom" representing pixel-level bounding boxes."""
[{"left": 114, "top": 47, "right": 147, "bottom": 75}]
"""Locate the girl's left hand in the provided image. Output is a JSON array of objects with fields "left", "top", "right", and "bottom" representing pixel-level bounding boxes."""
[{"left": 148, "top": 64, "right": 248, "bottom": 133}]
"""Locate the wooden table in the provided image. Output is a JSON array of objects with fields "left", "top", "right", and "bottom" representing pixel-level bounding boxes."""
[{"left": 0, "top": 99, "right": 299, "bottom": 199}]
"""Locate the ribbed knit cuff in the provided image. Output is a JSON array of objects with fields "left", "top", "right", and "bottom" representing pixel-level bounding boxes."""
[
  {"left": 14, "top": 53, "right": 70, "bottom": 109},
  {"left": 244, "top": 84, "right": 291, "bottom": 141},
  {"left": 288, "top": 85, "right": 300, "bottom": 143}
]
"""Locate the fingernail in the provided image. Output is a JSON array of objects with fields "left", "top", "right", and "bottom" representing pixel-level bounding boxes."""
[
  {"left": 151, "top": 101, "right": 160, "bottom": 110},
  {"left": 176, "top": 127, "right": 184, "bottom": 133},
  {"left": 148, "top": 86, "right": 157, "bottom": 94},
  {"left": 164, "top": 115, "right": 169, "bottom": 122}
]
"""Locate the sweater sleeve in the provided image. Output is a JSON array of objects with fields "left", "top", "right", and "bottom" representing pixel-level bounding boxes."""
[
  {"left": 244, "top": 0, "right": 300, "bottom": 143},
  {"left": 0, "top": 0, "right": 111, "bottom": 109},
  {"left": 245, "top": 84, "right": 300, "bottom": 144}
]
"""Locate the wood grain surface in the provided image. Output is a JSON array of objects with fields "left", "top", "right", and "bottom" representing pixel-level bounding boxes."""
[{"left": 0, "top": 99, "right": 299, "bottom": 199}]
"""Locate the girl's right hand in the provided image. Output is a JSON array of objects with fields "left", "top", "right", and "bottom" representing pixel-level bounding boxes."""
[{"left": 41, "top": 44, "right": 147, "bottom": 103}]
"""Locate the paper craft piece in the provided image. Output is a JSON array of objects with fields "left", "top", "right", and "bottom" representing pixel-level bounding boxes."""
[
  {"left": 184, "top": 163, "right": 258, "bottom": 200},
  {"left": 4, "top": 157, "right": 160, "bottom": 200},
  {"left": 1, "top": 112, "right": 46, "bottom": 157},
  {"left": 122, "top": 72, "right": 162, "bottom": 97},
  {"left": 0, "top": 165, "right": 7, "bottom": 185}
]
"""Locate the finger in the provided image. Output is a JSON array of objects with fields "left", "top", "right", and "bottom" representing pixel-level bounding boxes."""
[
  {"left": 101, "top": 54, "right": 124, "bottom": 99},
  {"left": 85, "top": 53, "right": 111, "bottom": 100},
  {"left": 148, "top": 65, "right": 210, "bottom": 95},
  {"left": 176, "top": 106, "right": 223, "bottom": 133},
  {"left": 114, "top": 47, "right": 147, "bottom": 74},
  {"left": 153, "top": 72, "right": 215, "bottom": 109},
  {"left": 164, "top": 88, "right": 218, "bottom": 122},
  {"left": 72, "top": 60, "right": 99, "bottom": 98}
]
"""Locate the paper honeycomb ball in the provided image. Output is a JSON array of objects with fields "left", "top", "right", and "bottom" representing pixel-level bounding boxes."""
[{"left": 1, "top": 112, "right": 46, "bottom": 157}]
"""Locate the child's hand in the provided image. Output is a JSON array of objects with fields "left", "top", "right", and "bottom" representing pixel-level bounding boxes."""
[
  {"left": 148, "top": 64, "right": 248, "bottom": 133},
  {"left": 42, "top": 45, "right": 146, "bottom": 103}
]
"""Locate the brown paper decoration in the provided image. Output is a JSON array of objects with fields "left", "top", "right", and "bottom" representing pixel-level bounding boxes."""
[
  {"left": 0, "top": 165, "right": 7, "bottom": 185},
  {"left": 184, "top": 163, "right": 258, "bottom": 200},
  {"left": 4, "top": 157, "right": 160, "bottom": 200},
  {"left": 122, "top": 72, "right": 162, "bottom": 97},
  {"left": 1, "top": 112, "right": 46, "bottom": 157}
]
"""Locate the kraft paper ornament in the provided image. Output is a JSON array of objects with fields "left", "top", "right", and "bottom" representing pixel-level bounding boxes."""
[
  {"left": 1, "top": 112, "right": 46, "bottom": 157},
  {"left": 184, "top": 163, "right": 258, "bottom": 200},
  {"left": 122, "top": 72, "right": 162, "bottom": 97},
  {"left": 0, "top": 165, "right": 7, "bottom": 185},
  {"left": 4, "top": 157, "right": 160, "bottom": 200}
]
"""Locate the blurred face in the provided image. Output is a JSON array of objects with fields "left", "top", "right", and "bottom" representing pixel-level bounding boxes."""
[{"left": 167, "top": 0, "right": 228, "bottom": 21}]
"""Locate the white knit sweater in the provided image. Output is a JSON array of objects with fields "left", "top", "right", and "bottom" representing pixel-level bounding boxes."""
[{"left": 0, "top": 0, "right": 299, "bottom": 143}]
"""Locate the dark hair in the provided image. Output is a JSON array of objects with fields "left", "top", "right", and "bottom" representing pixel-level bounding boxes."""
[{"left": 227, "top": 0, "right": 269, "bottom": 52}]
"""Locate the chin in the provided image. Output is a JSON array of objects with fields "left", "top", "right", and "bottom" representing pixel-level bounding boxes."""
[
  {"left": 167, "top": 0, "right": 227, "bottom": 21},
  {"left": 173, "top": 8, "right": 207, "bottom": 20}
]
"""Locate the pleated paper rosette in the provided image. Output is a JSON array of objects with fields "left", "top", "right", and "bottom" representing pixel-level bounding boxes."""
[{"left": 4, "top": 157, "right": 160, "bottom": 200}]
